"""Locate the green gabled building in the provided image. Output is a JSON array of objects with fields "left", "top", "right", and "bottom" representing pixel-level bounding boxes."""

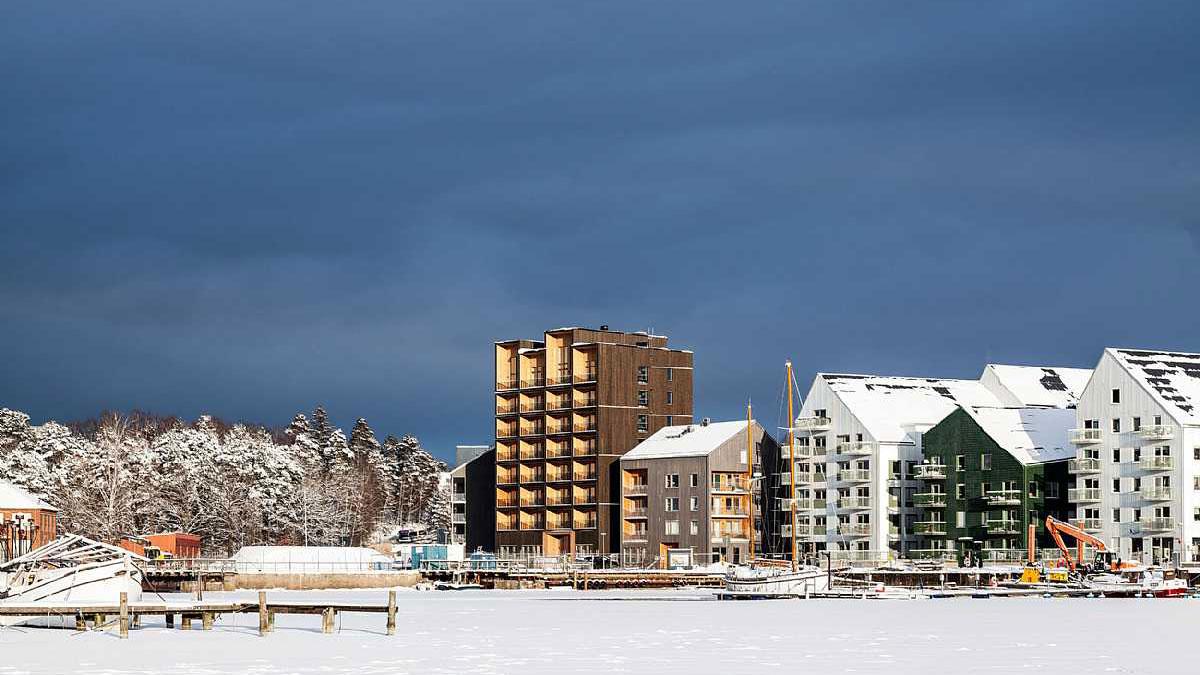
[{"left": 913, "top": 406, "right": 1074, "bottom": 564}]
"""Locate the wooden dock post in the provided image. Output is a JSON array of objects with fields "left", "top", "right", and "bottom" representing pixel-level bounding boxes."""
[
  {"left": 268, "top": 610, "right": 276, "bottom": 632},
  {"left": 202, "top": 612, "right": 214, "bottom": 631},
  {"left": 258, "top": 592, "right": 269, "bottom": 636},
  {"left": 386, "top": 591, "right": 396, "bottom": 636},
  {"left": 181, "top": 613, "right": 192, "bottom": 630},
  {"left": 75, "top": 613, "right": 86, "bottom": 632},
  {"left": 321, "top": 607, "right": 335, "bottom": 634},
  {"left": 118, "top": 593, "right": 129, "bottom": 639},
  {"left": 166, "top": 612, "right": 175, "bottom": 628}
]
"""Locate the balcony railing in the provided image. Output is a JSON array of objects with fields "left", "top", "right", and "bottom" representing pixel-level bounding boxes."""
[
  {"left": 781, "top": 443, "right": 822, "bottom": 459},
  {"left": 624, "top": 507, "right": 648, "bottom": 518},
  {"left": 1068, "top": 487, "right": 1101, "bottom": 503},
  {"left": 574, "top": 492, "right": 597, "bottom": 505},
  {"left": 835, "top": 441, "right": 875, "bottom": 457},
  {"left": 546, "top": 399, "right": 571, "bottom": 411},
  {"left": 520, "top": 402, "right": 545, "bottom": 413},
  {"left": 625, "top": 531, "right": 648, "bottom": 541},
  {"left": 573, "top": 371, "right": 599, "bottom": 384},
  {"left": 837, "top": 469, "right": 871, "bottom": 483},
  {"left": 545, "top": 424, "right": 570, "bottom": 435},
  {"left": 573, "top": 423, "right": 597, "bottom": 433},
  {"left": 837, "top": 523, "right": 870, "bottom": 536},
  {"left": 984, "top": 520, "right": 1020, "bottom": 535},
  {"left": 913, "top": 521, "right": 947, "bottom": 536},
  {"left": 1139, "top": 456, "right": 1174, "bottom": 472},
  {"left": 836, "top": 496, "right": 871, "bottom": 510},
  {"left": 496, "top": 428, "right": 518, "bottom": 440},
  {"left": 1069, "top": 428, "right": 1103, "bottom": 445},
  {"left": 913, "top": 464, "right": 947, "bottom": 480},
  {"left": 1068, "top": 457, "right": 1102, "bottom": 474},
  {"left": 520, "top": 520, "right": 545, "bottom": 530},
  {"left": 546, "top": 472, "right": 572, "bottom": 483},
  {"left": 792, "top": 416, "right": 832, "bottom": 432},
  {"left": 1140, "top": 486, "right": 1173, "bottom": 501},
  {"left": 574, "top": 471, "right": 597, "bottom": 481},
  {"left": 574, "top": 444, "right": 598, "bottom": 457},
  {"left": 1137, "top": 424, "right": 1176, "bottom": 441},
  {"left": 780, "top": 523, "right": 827, "bottom": 538},
  {"left": 548, "top": 520, "right": 572, "bottom": 529},
  {"left": 788, "top": 497, "right": 827, "bottom": 511},
  {"left": 711, "top": 508, "right": 749, "bottom": 517},
  {"left": 497, "top": 474, "right": 518, "bottom": 485},
  {"left": 496, "top": 404, "right": 518, "bottom": 415},
  {"left": 496, "top": 379, "right": 519, "bottom": 391},
  {"left": 625, "top": 482, "right": 648, "bottom": 494},
  {"left": 520, "top": 426, "right": 545, "bottom": 437},
  {"left": 574, "top": 398, "right": 598, "bottom": 408},
  {"left": 1137, "top": 517, "right": 1175, "bottom": 532},
  {"left": 984, "top": 489, "right": 1022, "bottom": 506},
  {"left": 546, "top": 446, "right": 572, "bottom": 459},
  {"left": 497, "top": 498, "right": 518, "bottom": 508},
  {"left": 574, "top": 519, "right": 598, "bottom": 529},
  {"left": 546, "top": 494, "right": 572, "bottom": 506},
  {"left": 519, "top": 498, "right": 545, "bottom": 508},
  {"left": 520, "top": 378, "right": 546, "bottom": 389},
  {"left": 913, "top": 492, "right": 948, "bottom": 508},
  {"left": 519, "top": 448, "right": 545, "bottom": 460},
  {"left": 520, "top": 473, "right": 545, "bottom": 483},
  {"left": 547, "top": 373, "right": 572, "bottom": 386},
  {"left": 712, "top": 477, "right": 751, "bottom": 493},
  {"left": 496, "top": 449, "right": 518, "bottom": 462},
  {"left": 910, "top": 548, "right": 956, "bottom": 561},
  {"left": 1076, "top": 518, "right": 1103, "bottom": 531}
]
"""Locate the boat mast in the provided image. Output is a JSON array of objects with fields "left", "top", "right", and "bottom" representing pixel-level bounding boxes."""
[
  {"left": 746, "top": 400, "right": 755, "bottom": 562},
  {"left": 787, "top": 360, "right": 797, "bottom": 572}
]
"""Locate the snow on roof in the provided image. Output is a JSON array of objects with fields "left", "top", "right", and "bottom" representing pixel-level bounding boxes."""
[
  {"left": 0, "top": 480, "right": 57, "bottom": 511},
  {"left": 961, "top": 407, "right": 1077, "bottom": 464},
  {"left": 624, "top": 420, "right": 750, "bottom": 460},
  {"left": 820, "top": 374, "right": 1002, "bottom": 443},
  {"left": 982, "top": 364, "right": 1093, "bottom": 408},
  {"left": 1108, "top": 348, "right": 1200, "bottom": 424}
]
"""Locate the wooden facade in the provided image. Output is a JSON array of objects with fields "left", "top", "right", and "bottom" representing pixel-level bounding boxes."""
[
  {"left": 494, "top": 327, "right": 694, "bottom": 558},
  {"left": 0, "top": 482, "right": 57, "bottom": 563}
]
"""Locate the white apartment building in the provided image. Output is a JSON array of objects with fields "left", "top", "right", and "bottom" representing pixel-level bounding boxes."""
[
  {"left": 780, "top": 364, "right": 1090, "bottom": 563},
  {"left": 1069, "top": 348, "right": 1200, "bottom": 567}
]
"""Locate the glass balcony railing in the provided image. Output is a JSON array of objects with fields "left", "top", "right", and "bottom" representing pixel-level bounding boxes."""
[
  {"left": 913, "top": 464, "right": 947, "bottom": 480},
  {"left": 1068, "top": 457, "right": 1102, "bottom": 474},
  {"left": 1069, "top": 428, "right": 1103, "bottom": 444},
  {"left": 1139, "top": 456, "right": 1174, "bottom": 472}
]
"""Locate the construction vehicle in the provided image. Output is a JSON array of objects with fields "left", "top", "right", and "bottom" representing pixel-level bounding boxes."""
[{"left": 1044, "top": 516, "right": 1137, "bottom": 577}]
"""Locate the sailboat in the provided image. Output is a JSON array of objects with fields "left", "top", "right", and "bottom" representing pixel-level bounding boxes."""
[
  {"left": 1, "top": 534, "right": 145, "bottom": 626},
  {"left": 723, "top": 361, "right": 830, "bottom": 597}
]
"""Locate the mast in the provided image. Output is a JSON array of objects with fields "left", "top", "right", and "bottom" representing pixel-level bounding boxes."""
[
  {"left": 746, "top": 400, "right": 755, "bottom": 562},
  {"left": 787, "top": 360, "right": 797, "bottom": 572}
]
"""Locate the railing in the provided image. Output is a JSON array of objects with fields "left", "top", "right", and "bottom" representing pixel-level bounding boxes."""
[
  {"left": 519, "top": 448, "right": 545, "bottom": 460},
  {"left": 546, "top": 494, "right": 572, "bottom": 506},
  {"left": 496, "top": 380, "right": 519, "bottom": 391},
  {"left": 519, "top": 498, "right": 545, "bottom": 508},
  {"left": 520, "top": 520, "right": 546, "bottom": 530},
  {"left": 827, "top": 550, "right": 887, "bottom": 563},
  {"left": 711, "top": 508, "right": 749, "bottom": 517},
  {"left": 1076, "top": 518, "right": 1102, "bottom": 531},
  {"left": 624, "top": 507, "right": 648, "bottom": 518},
  {"left": 496, "top": 404, "right": 518, "bottom": 415},
  {"left": 548, "top": 520, "right": 572, "bottom": 529},
  {"left": 789, "top": 497, "right": 827, "bottom": 510},
  {"left": 625, "top": 531, "right": 648, "bottom": 542},
  {"left": 780, "top": 524, "right": 827, "bottom": 538},
  {"left": 497, "top": 521, "right": 519, "bottom": 531},
  {"left": 1137, "top": 424, "right": 1175, "bottom": 441},
  {"left": 913, "top": 492, "right": 948, "bottom": 508},
  {"left": 1068, "top": 457, "right": 1102, "bottom": 474},
  {"left": 546, "top": 446, "right": 572, "bottom": 459},
  {"left": 520, "top": 426, "right": 545, "bottom": 436},
  {"left": 909, "top": 548, "right": 956, "bottom": 561},
  {"left": 573, "top": 371, "right": 598, "bottom": 384},
  {"left": 835, "top": 441, "right": 875, "bottom": 456},
  {"left": 520, "top": 402, "right": 545, "bottom": 413},
  {"left": 980, "top": 549, "right": 1026, "bottom": 562},
  {"left": 546, "top": 472, "right": 571, "bottom": 483},
  {"left": 496, "top": 428, "right": 518, "bottom": 439},
  {"left": 546, "top": 424, "right": 571, "bottom": 435},
  {"left": 625, "top": 482, "right": 648, "bottom": 494},
  {"left": 574, "top": 493, "right": 597, "bottom": 504},
  {"left": 913, "top": 521, "right": 947, "bottom": 536},
  {"left": 984, "top": 489, "right": 1022, "bottom": 506},
  {"left": 1139, "top": 456, "right": 1174, "bottom": 472},
  {"left": 1140, "top": 486, "right": 1173, "bottom": 501},
  {"left": 913, "top": 464, "right": 947, "bottom": 480},
  {"left": 1068, "top": 487, "right": 1101, "bottom": 502},
  {"left": 1137, "top": 517, "right": 1175, "bottom": 531},
  {"left": 574, "top": 444, "right": 598, "bottom": 457},
  {"left": 711, "top": 476, "right": 751, "bottom": 492},
  {"left": 837, "top": 469, "right": 871, "bottom": 482},
  {"left": 574, "top": 519, "right": 598, "bottom": 529},
  {"left": 574, "top": 398, "right": 598, "bottom": 408},
  {"left": 1069, "top": 428, "right": 1103, "bottom": 444},
  {"left": 574, "top": 472, "right": 597, "bottom": 481},
  {"left": 520, "top": 473, "right": 545, "bottom": 483},
  {"left": 573, "top": 423, "right": 597, "bottom": 433},
  {"left": 836, "top": 496, "right": 871, "bottom": 510},
  {"left": 497, "top": 474, "right": 518, "bottom": 485},
  {"left": 984, "top": 520, "right": 1019, "bottom": 534},
  {"left": 547, "top": 373, "right": 572, "bottom": 386},
  {"left": 783, "top": 444, "right": 822, "bottom": 459},
  {"left": 496, "top": 449, "right": 518, "bottom": 462},
  {"left": 520, "top": 378, "right": 546, "bottom": 389},
  {"left": 792, "top": 416, "right": 832, "bottom": 431},
  {"left": 497, "top": 497, "right": 518, "bottom": 507},
  {"left": 837, "top": 523, "right": 870, "bottom": 536},
  {"left": 546, "top": 399, "right": 571, "bottom": 411}
]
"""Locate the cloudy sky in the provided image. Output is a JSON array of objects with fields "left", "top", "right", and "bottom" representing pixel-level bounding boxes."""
[{"left": 3, "top": 1, "right": 1197, "bottom": 460}]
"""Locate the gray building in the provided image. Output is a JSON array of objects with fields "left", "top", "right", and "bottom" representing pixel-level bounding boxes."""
[
  {"left": 451, "top": 445, "right": 496, "bottom": 552},
  {"left": 619, "top": 419, "right": 776, "bottom": 567}
]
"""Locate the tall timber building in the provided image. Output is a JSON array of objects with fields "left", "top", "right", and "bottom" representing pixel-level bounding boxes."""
[
  {"left": 774, "top": 364, "right": 1090, "bottom": 563},
  {"left": 1069, "top": 348, "right": 1200, "bottom": 567},
  {"left": 493, "top": 327, "right": 693, "bottom": 560}
]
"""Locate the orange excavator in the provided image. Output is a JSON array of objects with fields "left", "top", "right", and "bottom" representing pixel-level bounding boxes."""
[{"left": 1044, "top": 516, "right": 1137, "bottom": 575}]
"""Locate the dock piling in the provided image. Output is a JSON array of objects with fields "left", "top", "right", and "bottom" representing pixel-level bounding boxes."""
[
  {"left": 119, "top": 593, "right": 129, "bottom": 638},
  {"left": 202, "top": 612, "right": 213, "bottom": 631},
  {"left": 321, "top": 607, "right": 335, "bottom": 634},
  {"left": 386, "top": 591, "right": 396, "bottom": 636},
  {"left": 258, "top": 592, "right": 268, "bottom": 636}
]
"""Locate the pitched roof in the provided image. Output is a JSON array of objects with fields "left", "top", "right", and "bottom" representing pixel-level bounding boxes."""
[
  {"left": 623, "top": 420, "right": 751, "bottom": 460},
  {"left": 819, "top": 374, "right": 1002, "bottom": 443},
  {"left": 0, "top": 480, "right": 57, "bottom": 511},
  {"left": 962, "top": 406, "right": 1077, "bottom": 464},
  {"left": 982, "top": 364, "right": 1093, "bottom": 408},
  {"left": 1107, "top": 348, "right": 1200, "bottom": 425}
]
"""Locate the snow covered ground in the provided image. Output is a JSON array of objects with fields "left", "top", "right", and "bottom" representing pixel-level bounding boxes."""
[{"left": 1, "top": 588, "right": 1195, "bottom": 674}]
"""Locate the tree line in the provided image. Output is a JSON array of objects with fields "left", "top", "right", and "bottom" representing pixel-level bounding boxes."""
[{"left": 0, "top": 406, "right": 449, "bottom": 556}]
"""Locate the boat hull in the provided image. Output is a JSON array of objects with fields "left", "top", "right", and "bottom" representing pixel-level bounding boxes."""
[
  {"left": 0, "top": 559, "right": 144, "bottom": 627},
  {"left": 723, "top": 566, "right": 829, "bottom": 597}
]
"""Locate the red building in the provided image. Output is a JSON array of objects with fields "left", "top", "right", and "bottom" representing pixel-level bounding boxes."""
[
  {"left": 0, "top": 480, "right": 58, "bottom": 563},
  {"left": 146, "top": 532, "right": 202, "bottom": 559}
]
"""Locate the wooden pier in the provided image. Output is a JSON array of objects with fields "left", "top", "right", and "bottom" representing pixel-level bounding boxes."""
[{"left": 0, "top": 590, "right": 398, "bottom": 638}]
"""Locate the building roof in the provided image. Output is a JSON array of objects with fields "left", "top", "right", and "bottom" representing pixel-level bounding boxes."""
[
  {"left": 819, "top": 374, "right": 1002, "bottom": 443},
  {"left": 961, "top": 406, "right": 1077, "bottom": 465},
  {"left": 623, "top": 420, "right": 751, "bottom": 460},
  {"left": 981, "top": 364, "right": 1093, "bottom": 408},
  {"left": 1107, "top": 348, "right": 1200, "bottom": 425},
  {"left": 0, "top": 480, "right": 57, "bottom": 512}
]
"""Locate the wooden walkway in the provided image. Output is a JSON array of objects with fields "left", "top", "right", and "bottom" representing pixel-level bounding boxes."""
[{"left": 0, "top": 590, "right": 398, "bottom": 638}]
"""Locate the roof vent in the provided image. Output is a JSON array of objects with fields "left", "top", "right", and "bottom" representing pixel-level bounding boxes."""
[
  {"left": 701, "top": 417, "right": 710, "bottom": 426},
  {"left": 599, "top": 324, "right": 609, "bottom": 331}
]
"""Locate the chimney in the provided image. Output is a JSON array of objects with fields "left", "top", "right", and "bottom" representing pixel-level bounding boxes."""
[{"left": 701, "top": 417, "right": 710, "bottom": 426}]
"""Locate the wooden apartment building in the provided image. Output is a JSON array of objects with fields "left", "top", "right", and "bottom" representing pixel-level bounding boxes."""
[{"left": 494, "top": 326, "right": 693, "bottom": 559}]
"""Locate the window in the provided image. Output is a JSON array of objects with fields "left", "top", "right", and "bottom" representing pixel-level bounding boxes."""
[
  {"left": 1112, "top": 448, "right": 1121, "bottom": 463},
  {"left": 1194, "top": 508, "right": 1200, "bottom": 522},
  {"left": 1028, "top": 481, "right": 1038, "bottom": 498},
  {"left": 1113, "top": 509, "right": 1121, "bottom": 524},
  {"left": 956, "top": 483, "right": 966, "bottom": 500},
  {"left": 1084, "top": 419, "right": 1099, "bottom": 429},
  {"left": 665, "top": 520, "right": 679, "bottom": 535},
  {"left": 689, "top": 520, "right": 699, "bottom": 535},
  {"left": 664, "top": 497, "right": 679, "bottom": 512},
  {"left": 1111, "top": 389, "right": 1121, "bottom": 404},
  {"left": 956, "top": 511, "right": 966, "bottom": 528},
  {"left": 955, "top": 455, "right": 965, "bottom": 471},
  {"left": 1112, "top": 418, "right": 1121, "bottom": 433},
  {"left": 665, "top": 416, "right": 672, "bottom": 426},
  {"left": 690, "top": 473, "right": 698, "bottom": 488},
  {"left": 666, "top": 391, "right": 673, "bottom": 405},
  {"left": 1112, "top": 478, "right": 1121, "bottom": 494},
  {"left": 636, "top": 366, "right": 649, "bottom": 384},
  {"left": 981, "top": 454, "right": 992, "bottom": 471},
  {"left": 637, "top": 415, "right": 649, "bottom": 433},
  {"left": 1133, "top": 447, "right": 1141, "bottom": 462},
  {"left": 664, "top": 474, "right": 679, "bottom": 488},
  {"left": 1195, "top": 447, "right": 1200, "bottom": 461},
  {"left": 1046, "top": 482, "right": 1060, "bottom": 499},
  {"left": 1132, "top": 417, "right": 1141, "bottom": 431},
  {"left": 1153, "top": 415, "right": 1162, "bottom": 426},
  {"left": 689, "top": 496, "right": 699, "bottom": 511},
  {"left": 666, "top": 368, "right": 673, "bottom": 382},
  {"left": 1194, "top": 476, "right": 1200, "bottom": 491},
  {"left": 637, "top": 390, "right": 649, "bottom": 406}
]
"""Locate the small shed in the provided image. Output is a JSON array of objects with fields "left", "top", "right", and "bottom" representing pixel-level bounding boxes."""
[
  {"left": 231, "top": 546, "right": 392, "bottom": 573},
  {"left": 146, "top": 532, "right": 202, "bottom": 559},
  {"left": 0, "top": 481, "right": 58, "bottom": 563}
]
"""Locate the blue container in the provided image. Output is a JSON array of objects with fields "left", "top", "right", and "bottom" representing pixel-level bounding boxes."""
[{"left": 468, "top": 550, "right": 498, "bottom": 571}]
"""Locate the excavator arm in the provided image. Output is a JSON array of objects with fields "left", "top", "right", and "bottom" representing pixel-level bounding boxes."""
[{"left": 1045, "top": 516, "right": 1106, "bottom": 571}]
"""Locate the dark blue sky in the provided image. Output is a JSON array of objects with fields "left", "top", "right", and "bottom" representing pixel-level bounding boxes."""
[{"left": 3, "top": 2, "right": 1198, "bottom": 461}]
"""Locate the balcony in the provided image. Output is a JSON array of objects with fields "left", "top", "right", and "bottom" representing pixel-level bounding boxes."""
[
  {"left": 546, "top": 446, "right": 573, "bottom": 459},
  {"left": 545, "top": 399, "right": 571, "bottom": 411},
  {"left": 625, "top": 482, "right": 648, "bottom": 495},
  {"left": 910, "top": 547, "right": 956, "bottom": 561},
  {"left": 573, "top": 371, "right": 599, "bottom": 384},
  {"left": 497, "top": 520, "right": 519, "bottom": 531},
  {"left": 1139, "top": 456, "right": 1174, "bottom": 472},
  {"left": 520, "top": 426, "right": 545, "bottom": 437},
  {"left": 793, "top": 416, "right": 832, "bottom": 432},
  {"left": 1069, "top": 428, "right": 1103, "bottom": 445},
  {"left": 452, "top": 513, "right": 466, "bottom": 525},
  {"left": 836, "top": 496, "right": 871, "bottom": 510},
  {"left": 573, "top": 422, "right": 597, "bottom": 433},
  {"left": 496, "top": 428, "right": 518, "bottom": 440},
  {"left": 519, "top": 498, "right": 544, "bottom": 508},
  {"left": 792, "top": 497, "right": 827, "bottom": 511},
  {"left": 624, "top": 507, "right": 648, "bottom": 519},
  {"left": 1140, "top": 486, "right": 1173, "bottom": 501},
  {"left": 913, "top": 464, "right": 947, "bottom": 480},
  {"left": 1137, "top": 517, "right": 1175, "bottom": 532},
  {"left": 1068, "top": 457, "right": 1102, "bottom": 474},
  {"left": 913, "top": 521, "right": 947, "bottom": 536},
  {"left": 984, "top": 489, "right": 1022, "bottom": 506},
  {"left": 546, "top": 494, "right": 572, "bottom": 506},
  {"left": 574, "top": 518, "right": 598, "bottom": 530},
  {"left": 834, "top": 441, "right": 875, "bottom": 457},
  {"left": 712, "top": 508, "right": 749, "bottom": 518},
  {"left": 574, "top": 398, "right": 598, "bottom": 408},
  {"left": 984, "top": 519, "right": 1019, "bottom": 535},
  {"left": 519, "top": 447, "right": 545, "bottom": 461},
  {"left": 837, "top": 469, "right": 871, "bottom": 483},
  {"left": 837, "top": 523, "right": 870, "bottom": 537},
  {"left": 573, "top": 444, "right": 598, "bottom": 457},
  {"left": 520, "top": 401, "right": 545, "bottom": 413},
  {"left": 496, "top": 404, "right": 518, "bottom": 416},
  {"left": 1137, "top": 424, "right": 1176, "bottom": 441},
  {"left": 574, "top": 492, "right": 597, "bottom": 505},
  {"left": 574, "top": 471, "right": 597, "bottom": 482},
  {"left": 520, "top": 378, "right": 547, "bottom": 389},
  {"left": 624, "top": 531, "right": 648, "bottom": 542},
  {"left": 496, "top": 379, "right": 519, "bottom": 391},
  {"left": 712, "top": 478, "right": 750, "bottom": 493},
  {"left": 546, "top": 424, "right": 571, "bottom": 435},
  {"left": 520, "top": 473, "right": 545, "bottom": 484},
  {"left": 913, "top": 492, "right": 948, "bottom": 508},
  {"left": 1076, "top": 518, "right": 1103, "bottom": 532},
  {"left": 547, "top": 519, "right": 572, "bottom": 530},
  {"left": 520, "top": 519, "right": 545, "bottom": 531},
  {"left": 546, "top": 471, "right": 572, "bottom": 483},
  {"left": 547, "top": 373, "right": 572, "bottom": 387},
  {"left": 981, "top": 549, "right": 1025, "bottom": 563},
  {"left": 1068, "top": 487, "right": 1101, "bottom": 503},
  {"left": 496, "top": 448, "right": 518, "bottom": 462},
  {"left": 780, "top": 523, "right": 827, "bottom": 538},
  {"left": 497, "top": 498, "right": 518, "bottom": 508},
  {"left": 497, "top": 474, "right": 518, "bottom": 486}
]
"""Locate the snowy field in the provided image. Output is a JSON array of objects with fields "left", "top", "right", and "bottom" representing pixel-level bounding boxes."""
[{"left": 1, "top": 588, "right": 1195, "bottom": 674}]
